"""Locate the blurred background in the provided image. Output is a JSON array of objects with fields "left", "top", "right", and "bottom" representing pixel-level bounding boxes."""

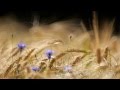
[{"left": 0, "top": 1, "right": 119, "bottom": 34}]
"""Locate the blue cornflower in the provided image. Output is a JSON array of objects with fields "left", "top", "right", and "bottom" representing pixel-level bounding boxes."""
[
  {"left": 32, "top": 66, "right": 40, "bottom": 72},
  {"left": 45, "top": 50, "right": 54, "bottom": 60},
  {"left": 64, "top": 65, "right": 72, "bottom": 72},
  {"left": 17, "top": 42, "right": 26, "bottom": 50}
]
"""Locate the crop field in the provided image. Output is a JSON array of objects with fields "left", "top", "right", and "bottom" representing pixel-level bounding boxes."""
[{"left": 0, "top": 13, "right": 120, "bottom": 79}]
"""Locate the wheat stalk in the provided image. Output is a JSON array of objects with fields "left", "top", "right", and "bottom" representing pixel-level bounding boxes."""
[
  {"left": 92, "top": 11, "right": 99, "bottom": 49},
  {"left": 23, "top": 48, "right": 35, "bottom": 60},
  {"left": 4, "top": 57, "right": 22, "bottom": 77},
  {"left": 103, "top": 47, "right": 109, "bottom": 60},
  {"left": 96, "top": 48, "right": 102, "bottom": 64},
  {"left": 66, "top": 49, "right": 90, "bottom": 53},
  {"left": 48, "top": 39, "right": 63, "bottom": 45},
  {"left": 71, "top": 54, "right": 88, "bottom": 66},
  {"left": 49, "top": 52, "right": 67, "bottom": 69},
  {"left": 10, "top": 47, "right": 17, "bottom": 53},
  {"left": 0, "top": 41, "right": 8, "bottom": 54},
  {"left": 7, "top": 49, "right": 19, "bottom": 61}
]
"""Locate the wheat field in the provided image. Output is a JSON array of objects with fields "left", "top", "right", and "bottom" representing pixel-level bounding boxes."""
[{"left": 0, "top": 13, "right": 120, "bottom": 79}]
